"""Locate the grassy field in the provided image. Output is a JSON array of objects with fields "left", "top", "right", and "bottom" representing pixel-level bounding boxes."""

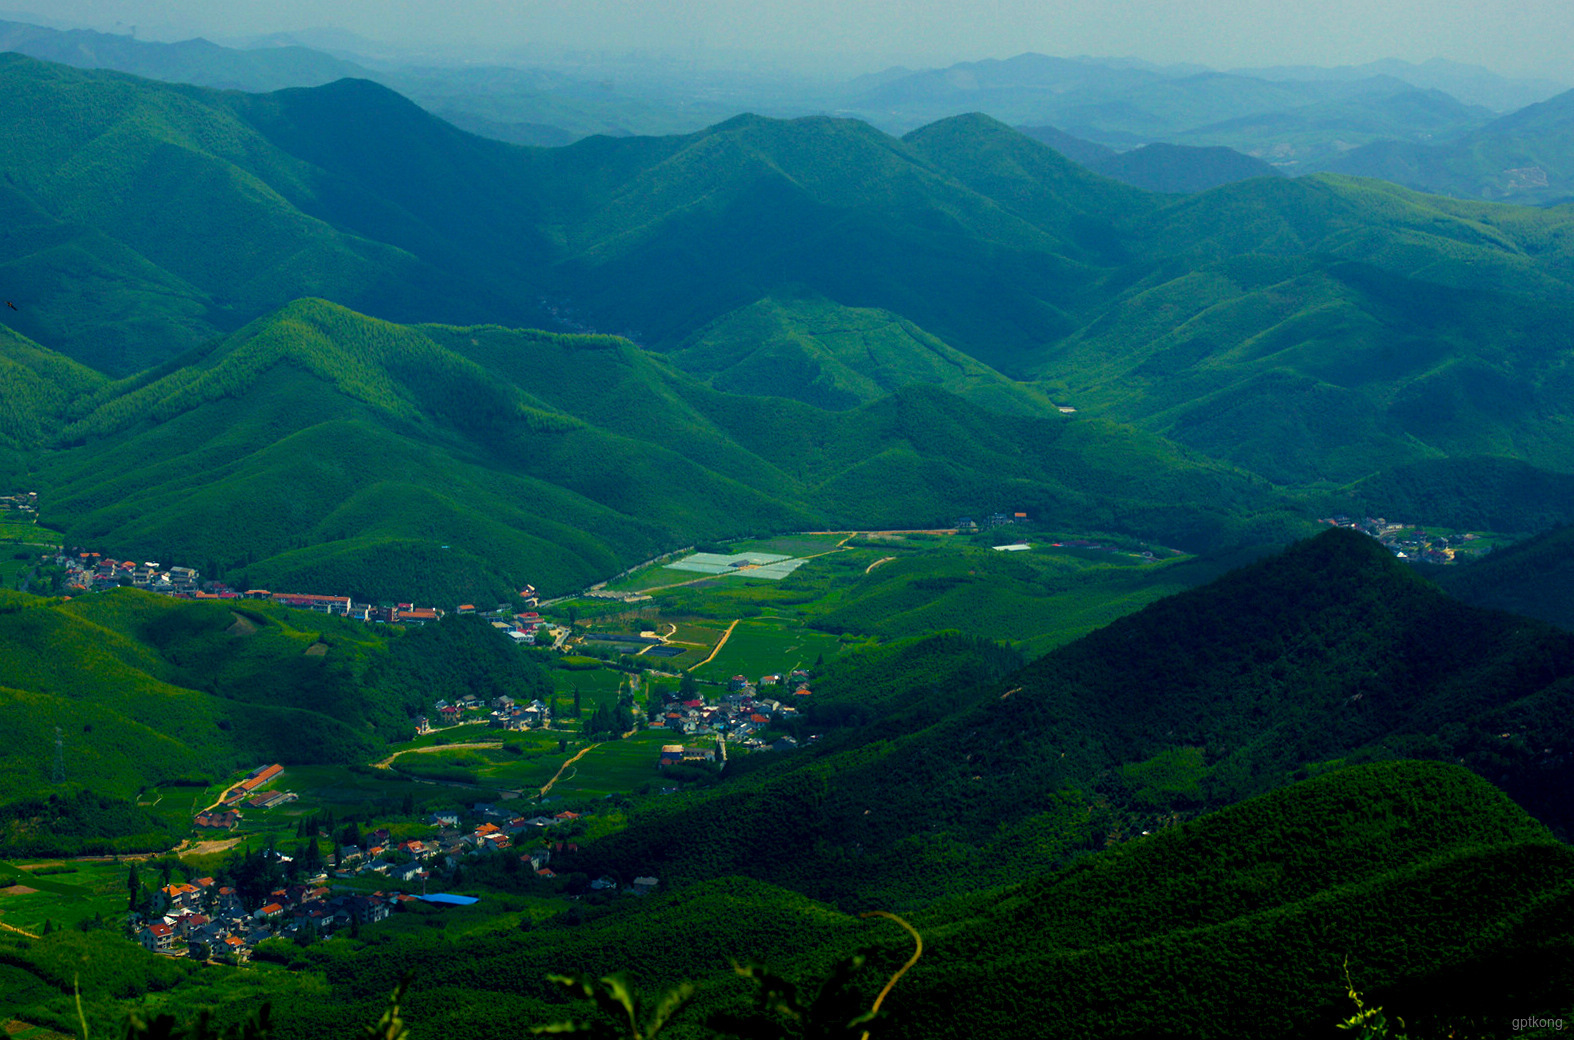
[
  {"left": 542, "top": 731, "right": 695, "bottom": 801},
  {"left": 135, "top": 784, "right": 213, "bottom": 833},
  {"left": 690, "top": 618, "right": 850, "bottom": 683},
  {"left": 268, "top": 765, "right": 462, "bottom": 826},
  {"left": 386, "top": 732, "right": 575, "bottom": 793},
  {"left": 0, "top": 859, "right": 130, "bottom": 934}
]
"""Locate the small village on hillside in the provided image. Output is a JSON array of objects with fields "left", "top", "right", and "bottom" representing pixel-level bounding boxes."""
[
  {"left": 132, "top": 755, "right": 680, "bottom": 962},
  {"left": 1319, "top": 515, "right": 1495, "bottom": 564},
  {"left": 48, "top": 549, "right": 556, "bottom": 639}
]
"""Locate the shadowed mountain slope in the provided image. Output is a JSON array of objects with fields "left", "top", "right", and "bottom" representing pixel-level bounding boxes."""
[
  {"left": 1089, "top": 142, "right": 1280, "bottom": 193},
  {"left": 577, "top": 529, "right": 1574, "bottom": 905},
  {"left": 1435, "top": 522, "right": 1574, "bottom": 631}
]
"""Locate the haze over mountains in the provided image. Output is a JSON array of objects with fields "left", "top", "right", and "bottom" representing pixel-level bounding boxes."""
[
  {"left": 6, "top": 15, "right": 1574, "bottom": 198},
  {"left": 6, "top": 49, "right": 1574, "bottom": 599},
  {"left": 2, "top": 17, "right": 1574, "bottom": 1036}
]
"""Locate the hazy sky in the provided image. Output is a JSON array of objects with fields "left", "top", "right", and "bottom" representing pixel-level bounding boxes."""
[{"left": 27, "top": 0, "right": 1574, "bottom": 80}]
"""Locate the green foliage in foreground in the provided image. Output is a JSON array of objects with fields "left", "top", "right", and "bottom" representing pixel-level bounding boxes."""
[{"left": 5, "top": 761, "right": 1560, "bottom": 1040}]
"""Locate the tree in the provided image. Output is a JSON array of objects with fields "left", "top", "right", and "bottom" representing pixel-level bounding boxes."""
[
  {"left": 127, "top": 862, "right": 141, "bottom": 910},
  {"left": 679, "top": 671, "right": 698, "bottom": 699},
  {"left": 567, "top": 605, "right": 578, "bottom": 632},
  {"left": 574, "top": 687, "right": 582, "bottom": 718}
]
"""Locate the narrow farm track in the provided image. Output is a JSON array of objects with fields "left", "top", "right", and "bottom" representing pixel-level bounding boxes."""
[
  {"left": 540, "top": 743, "right": 600, "bottom": 797},
  {"left": 374, "top": 741, "right": 501, "bottom": 770},
  {"left": 688, "top": 618, "right": 740, "bottom": 672}
]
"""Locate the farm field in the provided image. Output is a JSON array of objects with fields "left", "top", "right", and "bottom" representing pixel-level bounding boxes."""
[
  {"left": 0, "top": 859, "right": 129, "bottom": 934},
  {"left": 386, "top": 732, "right": 575, "bottom": 793},
  {"left": 690, "top": 618, "right": 849, "bottom": 683},
  {"left": 542, "top": 731, "right": 699, "bottom": 801},
  {"left": 555, "top": 528, "right": 1225, "bottom": 677}
]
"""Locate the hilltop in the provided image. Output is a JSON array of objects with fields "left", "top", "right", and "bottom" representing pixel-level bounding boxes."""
[
  {"left": 574, "top": 528, "right": 1574, "bottom": 905},
  {"left": 23, "top": 298, "right": 1281, "bottom": 603},
  {"left": 1, "top": 55, "right": 1571, "bottom": 526}
]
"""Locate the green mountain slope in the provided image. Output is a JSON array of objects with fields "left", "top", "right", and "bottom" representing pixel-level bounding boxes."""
[
  {"left": 669, "top": 290, "right": 1061, "bottom": 413},
  {"left": 0, "top": 590, "right": 377, "bottom": 803},
  {"left": 203, "top": 760, "right": 1573, "bottom": 1040},
  {"left": 897, "top": 761, "right": 1574, "bottom": 1038},
  {"left": 32, "top": 299, "right": 1278, "bottom": 602},
  {"left": 578, "top": 529, "right": 1574, "bottom": 905},
  {"left": 0, "top": 324, "right": 104, "bottom": 448},
  {"left": 0, "top": 587, "right": 548, "bottom": 812},
  {"left": 0, "top": 54, "right": 449, "bottom": 372},
  {"left": 1435, "top": 522, "right": 1574, "bottom": 631},
  {"left": 4, "top": 55, "right": 1574, "bottom": 554},
  {"left": 1033, "top": 181, "right": 1574, "bottom": 490},
  {"left": 1089, "top": 142, "right": 1280, "bottom": 193},
  {"left": 1329, "top": 89, "right": 1574, "bottom": 204}
]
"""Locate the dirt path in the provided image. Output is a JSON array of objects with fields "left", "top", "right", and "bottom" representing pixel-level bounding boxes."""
[
  {"left": 865, "top": 556, "right": 896, "bottom": 574},
  {"left": 688, "top": 618, "right": 739, "bottom": 673},
  {"left": 374, "top": 741, "right": 501, "bottom": 770},
  {"left": 539, "top": 744, "right": 599, "bottom": 797},
  {"left": 0, "top": 921, "right": 39, "bottom": 939}
]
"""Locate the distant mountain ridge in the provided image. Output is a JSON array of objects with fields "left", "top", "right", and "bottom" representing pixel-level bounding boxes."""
[
  {"left": 0, "top": 18, "right": 370, "bottom": 91},
  {"left": 6, "top": 54, "right": 1574, "bottom": 573},
  {"left": 1327, "top": 87, "right": 1574, "bottom": 203}
]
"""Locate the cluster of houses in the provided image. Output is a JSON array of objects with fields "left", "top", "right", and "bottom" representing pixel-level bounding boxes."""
[
  {"left": 1321, "top": 515, "right": 1482, "bottom": 564},
  {"left": 417, "top": 692, "right": 555, "bottom": 733},
  {"left": 135, "top": 875, "right": 415, "bottom": 960},
  {"left": 324, "top": 808, "right": 657, "bottom": 895},
  {"left": 954, "top": 512, "right": 1029, "bottom": 531},
  {"left": 0, "top": 491, "right": 38, "bottom": 516},
  {"left": 50, "top": 550, "right": 537, "bottom": 627},
  {"left": 56, "top": 551, "right": 205, "bottom": 595},
  {"left": 137, "top": 799, "right": 666, "bottom": 960},
  {"left": 652, "top": 671, "right": 811, "bottom": 754}
]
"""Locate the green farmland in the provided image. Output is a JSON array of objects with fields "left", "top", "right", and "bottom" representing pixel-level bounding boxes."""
[
  {"left": 558, "top": 528, "right": 1236, "bottom": 674},
  {"left": 690, "top": 618, "right": 849, "bottom": 682},
  {"left": 0, "top": 859, "right": 130, "bottom": 935},
  {"left": 542, "top": 730, "right": 701, "bottom": 801}
]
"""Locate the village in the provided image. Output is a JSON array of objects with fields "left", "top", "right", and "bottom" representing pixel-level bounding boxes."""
[
  {"left": 135, "top": 759, "right": 678, "bottom": 962},
  {"left": 136, "top": 659, "right": 821, "bottom": 962},
  {"left": 1319, "top": 515, "right": 1492, "bottom": 564},
  {"left": 419, "top": 665, "right": 816, "bottom": 771},
  {"left": 48, "top": 549, "right": 558, "bottom": 639}
]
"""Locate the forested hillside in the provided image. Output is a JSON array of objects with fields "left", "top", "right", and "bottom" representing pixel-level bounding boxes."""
[
  {"left": 23, "top": 298, "right": 1288, "bottom": 602},
  {"left": 22, "top": 760, "right": 1553, "bottom": 1040},
  {"left": 573, "top": 529, "right": 1574, "bottom": 905},
  {"left": 0, "top": 590, "right": 546, "bottom": 814}
]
